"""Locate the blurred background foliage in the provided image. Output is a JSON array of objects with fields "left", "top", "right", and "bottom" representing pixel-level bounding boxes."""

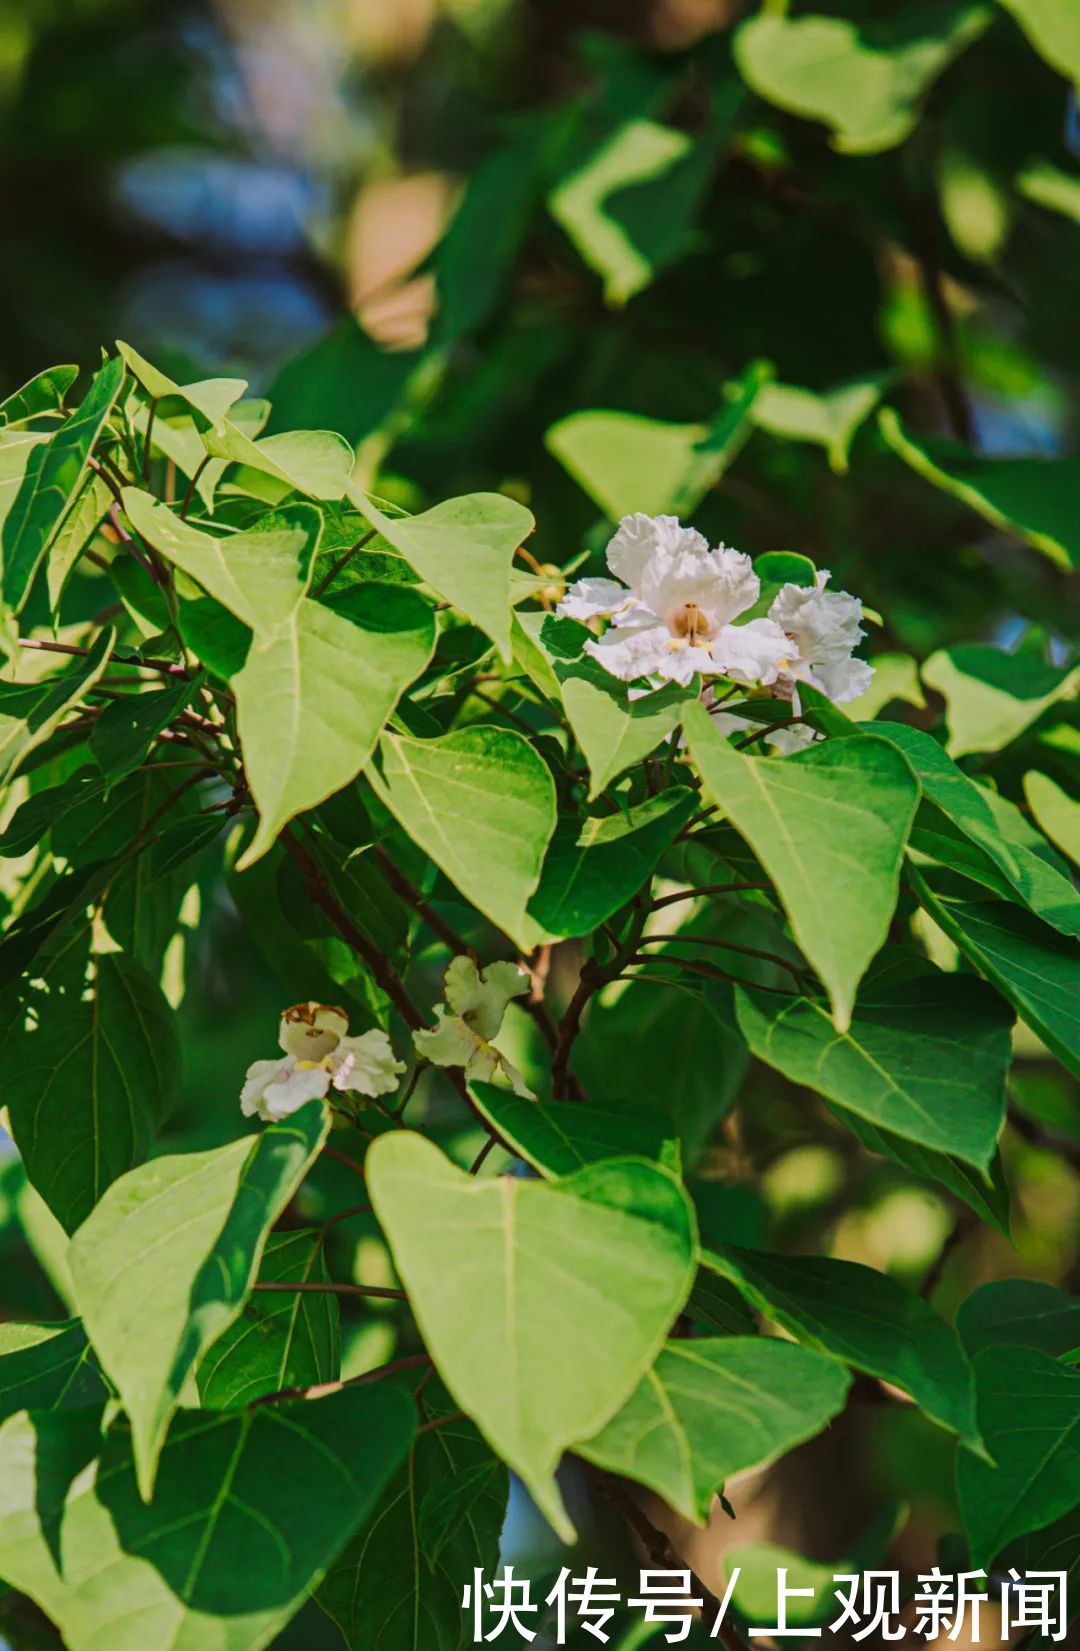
[{"left": 1, "top": 1, "right": 1079, "bottom": 1644}]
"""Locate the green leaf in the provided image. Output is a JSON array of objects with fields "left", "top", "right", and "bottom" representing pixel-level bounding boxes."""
[
  {"left": 0, "top": 1321, "right": 107, "bottom": 1424},
  {"left": 577, "top": 1337, "right": 850, "bottom": 1524},
  {"left": 912, "top": 874, "right": 1080, "bottom": 1080},
  {"left": 734, "top": 5, "right": 992, "bottom": 155},
  {"left": 735, "top": 962, "right": 1011, "bottom": 1169},
  {"left": 575, "top": 978, "right": 748, "bottom": 1164},
  {"left": 2, "top": 355, "right": 126, "bottom": 611},
  {"left": 89, "top": 675, "right": 203, "bottom": 783},
  {"left": 546, "top": 364, "right": 767, "bottom": 520},
  {"left": 345, "top": 487, "right": 533, "bottom": 662},
  {"left": 70, "top": 1100, "right": 329, "bottom": 1499},
  {"left": 874, "top": 722, "right": 1080, "bottom": 934},
  {"left": 6, "top": 942, "right": 181, "bottom": 1234},
  {"left": 366, "top": 1131, "right": 695, "bottom": 1541},
  {"left": 704, "top": 1246, "right": 978, "bottom": 1443},
  {"left": 997, "top": 0, "right": 1080, "bottom": 81},
  {"left": 319, "top": 1401, "right": 506, "bottom": 1651},
  {"left": 367, "top": 724, "right": 556, "bottom": 949},
  {"left": 562, "top": 667, "right": 692, "bottom": 801},
  {"left": 959, "top": 1280, "right": 1080, "bottom": 1360},
  {"left": 528, "top": 788, "right": 697, "bottom": 937},
  {"left": 121, "top": 492, "right": 323, "bottom": 638},
  {"left": 0, "top": 627, "right": 114, "bottom": 787},
  {"left": 0, "top": 365, "right": 78, "bottom": 428},
  {"left": 115, "top": 340, "right": 247, "bottom": 426},
  {"left": 0, "top": 1385, "right": 414, "bottom": 1651},
  {"left": 1025, "top": 770, "right": 1080, "bottom": 868},
  {"left": 846, "top": 653, "right": 926, "bottom": 721},
  {"left": 196, "top": 1230, "right": 340, "bottom": 1408},
  {"left": 831, "top": 1110, "right": 1011, "bottom": 1233},
  {"left": 468, "top": 1081, "right": 676, "bottom": 1176},
  {"left": 204, "top": 423, "right": 354, "bottom": 500},
  {"left": 958, "top": 1346, "right": 1080, "bottom": 1566},
  {"left": 752, "top": 376, "right": 888, "bottom": 473},
  {"left": 683, "top": 701, "right": 919, "bottom": 1030},
  {"left": 550, "top": 118, "right": 699, "bottom": 305},
  {"left": 880, "top": 406, "right": 1080, "bottom": 570},
  {"left": 46, "top": 472, "right": 111, "bottom": 612},
  {"left": 921, "top": 644, "right": 1080, "bottom": 758},
  {"left": 235, "top": 583, "right": 436, "bottom": 869}
]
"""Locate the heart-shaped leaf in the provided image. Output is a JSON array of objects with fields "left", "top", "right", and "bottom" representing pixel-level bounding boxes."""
[{"left": 366, "top": 1131, "right": 696, "bottom": 1540}]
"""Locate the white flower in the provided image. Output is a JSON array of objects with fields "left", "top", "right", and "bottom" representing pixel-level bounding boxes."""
[
  {"left": 710, "top": 616, "right": 795, "bottom": 685},
  {"left": 768, "top": 571, "right": 872, "bottom": 704},
  {"left": 240, "top": 1001, "right": 405, "bottom": 1123},
  {"left": 558, "top": 512, "right": 762, "bottom": 686},
  {"left": 414, "top": 956, "right": 532, "bottom": 1097}
]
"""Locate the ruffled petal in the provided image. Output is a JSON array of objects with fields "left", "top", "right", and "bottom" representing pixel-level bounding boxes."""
[
  {"left": 711, "top": 617, "right": 795, "bottom": 686},
  {"left": 584, "top": 623, "right": 674, "bottom": 682},
  {"left": 811, "top": 655, "right": 874, "bottom": 704},
  {"left": 331, "top": 1029, "right": 406, "bottom": 1097},
  {"left": 413, "top": 1009, "right": 480, "bottom": 1070},
  {"left": 240, "top": 1056, "right": 292, "bottom": 1117},
  {"left": 278, "top": 1002, "right": 348, "bottom": 1059},
  {"left": 259, "top": 1062, "right": 332, "bottom": 1122},
  {"left": 557, "top": 576, "right": 631, "bottom": 621},
  {"left": 769, "top": 579, "right": 864, "bottom": 667},
  {"left": 605, "top": 513, "right": 707, "bottom": 591}
]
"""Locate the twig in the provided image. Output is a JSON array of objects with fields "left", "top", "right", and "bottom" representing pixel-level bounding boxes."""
[
  {"left": 650, "top": 883, "right": 772, "bottom": 910},
  {"left": 180, "top": 455, "right": 210, "bottom": 519},
  {"left": 142, "top": 397, "right": 158, "bottom": 486},
  {"left": 627, "top": 954, "right": 799, "bottom": 996},
  {"left": 1008, "top": 1107, "right": 1080, "bottom": 1172},
  {"left": 469, "top": 1136, "right": 498, "bottom": 1176},
  {"left": 312, "top": 529, "right": 377, "bottom": 598},
  {"left": 415, "top": 1409, "right": 466, "bottom": 1438},
  {"left": 550, "top": 960, "right": 603, "bottom": 1100},
  {"left": 734, "top": 717, "right": 810, "bottom": 751},
  {"left": 637, "top": 932, "right": 809, "bottom": 990},
  {"left": 919, "top": 1209, "right": 976, "bottom": 1300},
  {"left": 321, "top": 1144, "right": 368, "bottom": 1180},
  {"left": 319, "top": 1202, "right": 372, "bottom": 1233},
  {"left": 249, "top": 1351, "right": 430, "bottom": 1408},
  {"left": 252, "top": 1280, "right": 405, "bottom": 1302},
  {"left": 16, "top": 636, "right": 189, "bottom": 678}
]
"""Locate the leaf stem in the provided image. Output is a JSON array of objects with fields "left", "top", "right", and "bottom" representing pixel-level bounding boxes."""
[
  {"left": 312, "top": 528, "right": 378, "bottom": 598},
  {"left": 650, "top": 883, "right": 773, "bottom": 910},
  {"left": 252, "top": 1280, "right": 406, "bottom": 1301}
]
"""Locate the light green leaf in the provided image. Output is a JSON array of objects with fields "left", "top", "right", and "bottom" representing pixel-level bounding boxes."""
[
  {"left": 89, "top": 675, "right": 203, "bottom": 783},
  {"left": 121, "top": 491, "right": 323, "bottom": 638},
  {"left": 0, "top": 626, "right": 114, "bottom": 787},
  {"left": 205, "top": 423, "right": 354, "bottom": 500},
  {"left": 958, "top": 1279, "right": 1080, "bottom": 1360},
  {"left": 367, "top": 724, "right": 556, "bottom": 949},
  {"left": 46, "top": 473, "right": 111, "bottom": 612},
  {"left": 921, "top": 644, "right": 1080, "bottom": 757},
  {"left": 528, "top": 788, "right": 697, "bottom": 937},
  {"left": 578, "top": 1336, "right": 850, "bottom": 1524},
  {"left": 735, "top": 963, "right": 1011, "bottom": 1169},
  {"left": 752, "top": 376, "right": 888, "bottom": 472},
  {"left": 576, "top": 978, "right": 748, "bottom": 1162},
  {"left": 196, "top": 1229, "right": 340, "bottom": 1408},
  {"left": 319, "top": 1400, "right": 505, "bottom": 1651},
  {"left": 1016, "top": 161, "right": 1080, "bottom": 224},
  {"left": 116, "top": 340, "right": 247, "bottom": 426},
  {"left": 0, "top": 432, "right": 50, "bottom": 536},
  {"left": 873, "top": 722, "right": 1080, "bottom": 935},
  {"left": 0, "top": 364, "right": 78, "bottom": 427},
  {"left": 235, "top": 584, "right": 436, "bottom": 869},
  {"left": 2, "top": 355, "right": 126, "bottom": 610},
  {"left": 734, "top": 5, "right": 992, "bottom": 155},
  {"left": 881, "top": 406, "right": 1080, "bottom": 570},
  {"left": 912, "top": 873, "right": 1080, "bottom": 1079},
  {"left": 0, "top": 1321, "right": 107, "bottom": 1424},
  {"left": 70, "top": 1100, "right": 329, "bottom": 1499},
  {"left": 366, "top": 1131, "right": 695, "bottom": 1541},
  {"left": 468, "top": 1081, "right": 676, "bottom": 1177},
  {"left": 846, "top": 653, "right": 926, "bottom": 720},
  {"left": 346, "top": 486, "right": 533, "bottom": 662},
  {"left": 1025, "top": 770, "right": 1080, "bottom": 868},
  {"left": 704, "top": 1246, "right": 978, "bottom": 1442},
  {"left": 6, "top": 941, "right": 180, "bottom": 1234},
  {"left": 997, "top": 0, "right": 1080, "bottom": 81},
  {"left": 958, "top": 1346, "right": 1080, "bottom": 1566},
  {"left": 683, "top": 701, "right": 919, "bottom": 1030},
  {"left": 0, "top": 1386, "right": 414, "bottom": 1651},
  {"left": 546, "top": 364, "right": 767, "bottom": 520},
  {"left": 563, "top": 669, "right": 692, "bottom": 801},
  {"left": 550, "top": 119, "right": 696, "bottom": 305}
]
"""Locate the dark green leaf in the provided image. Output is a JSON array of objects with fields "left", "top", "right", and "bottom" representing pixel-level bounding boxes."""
[
  {"left": 468, "top": 1080, "right": 676, "bottom": 1176},
  {"left": 0, "top": 1321, "right": 107, "bottom": 1425}
]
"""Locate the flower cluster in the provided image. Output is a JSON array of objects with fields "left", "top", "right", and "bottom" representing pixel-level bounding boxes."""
[
  {"left": 557, "top": 512, "right": 872, "bottom": 751},
  {"left": 240, "top": 1001, "right": 404, "bottom": 1122}
]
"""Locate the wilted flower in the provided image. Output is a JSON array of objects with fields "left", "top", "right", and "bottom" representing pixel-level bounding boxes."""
[
  {"left": 414, "top": 956, "right": 532, "bottom": 1097},
  {"left": 558, "top": 512, "right": 785, "bottom": 687},
  {"left": 241, "top": 1001, "right": 404, "bottom": 1123}
]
